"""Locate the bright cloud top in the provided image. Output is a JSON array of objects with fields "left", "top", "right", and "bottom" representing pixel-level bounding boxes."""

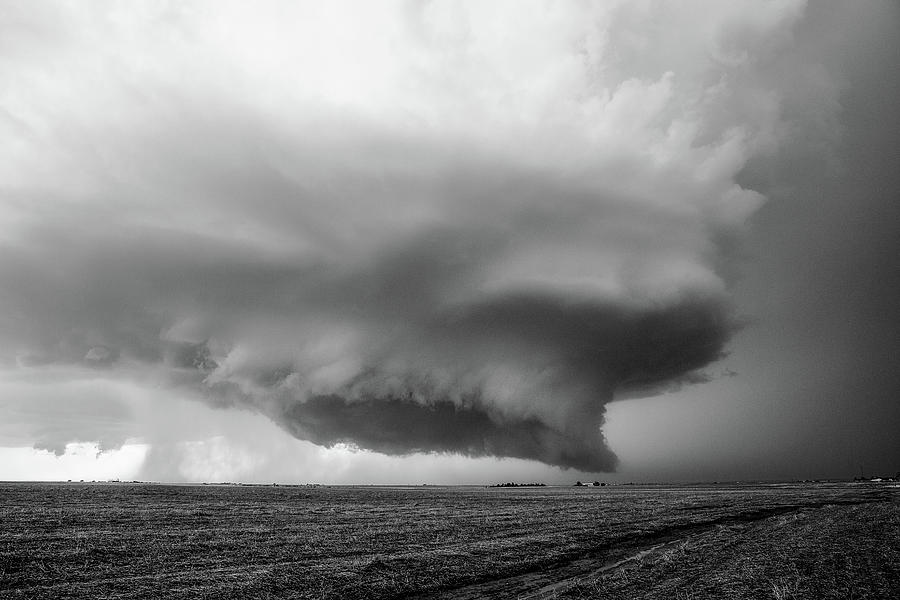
[{"left": 0, "top": 1, "right": 819, "bottom": 471}]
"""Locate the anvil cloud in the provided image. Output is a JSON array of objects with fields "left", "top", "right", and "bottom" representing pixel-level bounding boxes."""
[{"left": 1, "top": 1, "right": 824, "bottom": 471}]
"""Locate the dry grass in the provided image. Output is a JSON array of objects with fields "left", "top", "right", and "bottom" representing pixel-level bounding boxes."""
[
  {"left": 561, "top": 499, "right": 900, "bottom": 600},
  {"left": 0, "top": 482, "right": 894, "bottom": 599}
]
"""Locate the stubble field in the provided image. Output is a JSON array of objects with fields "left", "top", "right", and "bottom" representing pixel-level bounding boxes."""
[{"left": 0, "top": 481, "right": 897, "bottom": 599}]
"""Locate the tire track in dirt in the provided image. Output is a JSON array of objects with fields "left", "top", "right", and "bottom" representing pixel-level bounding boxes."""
[{"left": 412, "top": 494, "right": 893, "bottom": 600}]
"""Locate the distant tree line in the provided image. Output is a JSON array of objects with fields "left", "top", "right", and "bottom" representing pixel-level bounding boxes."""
[{"left": 490, "top": 482, "right": 547, "bottom": 487}]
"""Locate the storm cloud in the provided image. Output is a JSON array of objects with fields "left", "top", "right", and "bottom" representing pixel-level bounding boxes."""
[
  {"left": 0, "top": 1, "right": 828, "bottom": 471},
  {"left": 270, "top": 293, "right": 733, "bottom": 470}
]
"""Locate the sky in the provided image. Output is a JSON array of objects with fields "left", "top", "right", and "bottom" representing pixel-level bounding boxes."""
[{"left": 1, "top": 1, "right": 897, "bottom": 484}]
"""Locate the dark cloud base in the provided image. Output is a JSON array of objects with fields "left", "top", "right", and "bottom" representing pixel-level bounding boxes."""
[
  {"left": 268, "top": 293, "right": 737, "bottom": 471},
  {"left": 279, "top": 394, "right": 617, "bottom": 472}
]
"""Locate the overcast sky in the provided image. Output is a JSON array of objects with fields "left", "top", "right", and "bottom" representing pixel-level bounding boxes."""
[{"left": 1, "top": 0, "right": 897, "bottom": 484}]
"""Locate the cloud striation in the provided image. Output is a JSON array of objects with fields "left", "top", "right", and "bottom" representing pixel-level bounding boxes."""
[{"left": 0, "top": 1, "right": 813, "bottom": 470}]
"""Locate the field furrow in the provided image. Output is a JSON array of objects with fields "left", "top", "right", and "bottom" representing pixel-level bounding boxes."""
[{"left": 0, "top": 482, "right": 896, "bottom": 599}]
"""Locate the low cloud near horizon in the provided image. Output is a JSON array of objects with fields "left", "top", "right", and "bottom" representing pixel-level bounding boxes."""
[{"left": 2, "top": 1, "right": 896, "bottom": 481}]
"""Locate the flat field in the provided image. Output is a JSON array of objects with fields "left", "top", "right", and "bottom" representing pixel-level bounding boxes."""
[{"left": 0, "top": 482, "right": 896, "bottom": 599}]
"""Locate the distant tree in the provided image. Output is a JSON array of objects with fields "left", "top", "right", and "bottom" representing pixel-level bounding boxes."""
[{"left": 593, "top": 481, "right": 600, "bottom": 486}]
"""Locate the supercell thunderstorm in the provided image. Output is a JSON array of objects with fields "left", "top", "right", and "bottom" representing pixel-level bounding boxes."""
[{"left": 0, "top": 1, "right": 813, "bottom": 470}]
